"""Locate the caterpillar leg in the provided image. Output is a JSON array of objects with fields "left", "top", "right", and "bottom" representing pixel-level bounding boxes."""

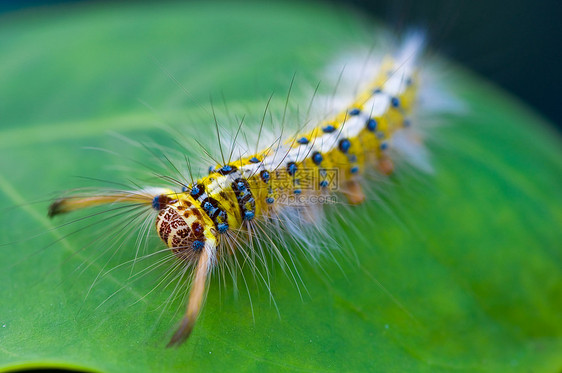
[
  {"left": 342, "top": 180, "right": 365, "bottom": 205},
  {"left": 377, "top": 156, "right": 394, "bottom": 176}
]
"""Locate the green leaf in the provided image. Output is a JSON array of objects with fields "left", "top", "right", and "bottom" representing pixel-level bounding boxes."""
[{"left": 1, "top": 2, "right": 561, "bottom": 372}]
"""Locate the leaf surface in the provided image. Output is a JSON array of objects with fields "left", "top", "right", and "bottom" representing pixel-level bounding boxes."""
[{"left": 0, "top": 2, "right": 561, "bottom": 372}]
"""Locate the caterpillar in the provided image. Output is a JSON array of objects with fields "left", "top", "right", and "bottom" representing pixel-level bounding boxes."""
[{"left": 47, "top": 35, "right": 430, "bottom": 347}]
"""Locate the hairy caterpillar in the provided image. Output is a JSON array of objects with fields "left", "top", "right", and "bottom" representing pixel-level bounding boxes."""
[
  {"left": 47, "top": 34, "right": 433, "bottom": 347},
  {"left": 3, "top": 2, "right": 562, "bottom": 371}
]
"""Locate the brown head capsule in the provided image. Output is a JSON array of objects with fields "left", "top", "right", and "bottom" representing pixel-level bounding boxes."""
[{"left": 153, "top": 193, "right": 218, "bottom": 262}]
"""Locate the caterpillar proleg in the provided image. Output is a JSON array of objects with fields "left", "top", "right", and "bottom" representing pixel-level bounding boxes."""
[{"left": 47, "top": 33, "right": 437, "bottom": 347}]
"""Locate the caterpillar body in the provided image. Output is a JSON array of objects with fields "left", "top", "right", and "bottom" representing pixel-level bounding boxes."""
[{"left": 48, "top": 36, "right": 427, "bottom": 347}]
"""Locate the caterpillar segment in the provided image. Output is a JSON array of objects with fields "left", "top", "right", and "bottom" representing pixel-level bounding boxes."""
[{"left": 48, "top": 44, "right": 421, "bottom": 346}]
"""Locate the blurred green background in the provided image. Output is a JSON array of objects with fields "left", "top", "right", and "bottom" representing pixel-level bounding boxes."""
[
  {"left": 0, "top": 1, "right": 560, "bottom": 373},
  {"left": 2, "top": 0, "right": 561, "bottom": 130}
]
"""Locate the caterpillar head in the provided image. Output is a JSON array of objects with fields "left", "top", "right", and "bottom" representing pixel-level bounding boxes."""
[{"left": 153, "top": 193, "right": 218, "bottom": 262}]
